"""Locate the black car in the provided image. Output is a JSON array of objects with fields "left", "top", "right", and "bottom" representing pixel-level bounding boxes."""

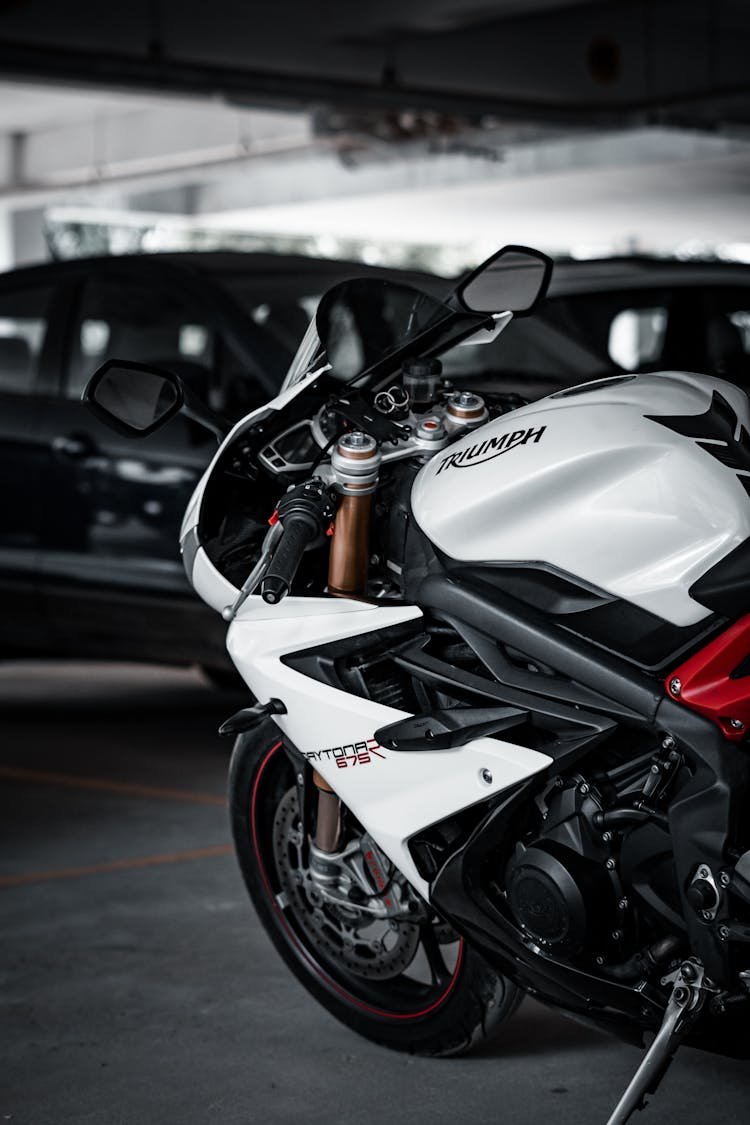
[
  {"left": 0, "top": 251, "right": 437, "bottom": 677},
  {"left": 2, "top": 251, "right": 749, "bottom": 675},
  {"left": 443, "top": 256, "right": 750, "bottom": 399}
]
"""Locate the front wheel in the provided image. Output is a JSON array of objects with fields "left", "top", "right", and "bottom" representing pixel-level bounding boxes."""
[{"left": 228, "top": 726, "right": 522, "bottom": 1056}]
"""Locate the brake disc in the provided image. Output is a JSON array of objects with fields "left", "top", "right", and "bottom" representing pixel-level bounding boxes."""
[{"left": 272, "top": 787, "right": 420, "bottom": 980}]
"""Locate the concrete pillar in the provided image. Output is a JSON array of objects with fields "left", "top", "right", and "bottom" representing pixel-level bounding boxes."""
[
  {"left": 10, "top": 206, "right": 49, "bottom": 266},
  {"left": 0, "top": 209, "right": 13, "bottom": 273}
]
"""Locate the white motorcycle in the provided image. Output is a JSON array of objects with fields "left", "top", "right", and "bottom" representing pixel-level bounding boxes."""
[{"left": 85, "top": 247, "right": 750, "bottom": 1123}]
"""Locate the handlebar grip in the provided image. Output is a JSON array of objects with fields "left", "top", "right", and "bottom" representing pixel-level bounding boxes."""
[{"left": 260, "top": 513, "right": 318, "bottom": 604}]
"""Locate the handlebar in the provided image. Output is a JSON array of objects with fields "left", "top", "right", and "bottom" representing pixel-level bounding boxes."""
[
  {"left": 260, "top": 480, "right": 335, "bottom": 605},
  {"left": 261, "top": 512, "right": 319, "bottom": 604}
]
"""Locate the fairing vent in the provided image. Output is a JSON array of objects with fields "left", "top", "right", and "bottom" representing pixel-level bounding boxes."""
[{"left": 358, "top": 660, "right": 416, "bottom": 711}]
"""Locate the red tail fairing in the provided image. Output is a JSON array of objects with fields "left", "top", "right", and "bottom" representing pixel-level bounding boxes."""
[{"left": 666, "top": 613, "right": 750, "bottom": 740}]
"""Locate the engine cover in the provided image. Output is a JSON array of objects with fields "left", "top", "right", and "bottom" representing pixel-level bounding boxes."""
[
  {"left": 507, "top": 844, "right": 588, "bottom": 949},
  {"left": 505, "top": 781, "right": 618, "bottom": 953}
]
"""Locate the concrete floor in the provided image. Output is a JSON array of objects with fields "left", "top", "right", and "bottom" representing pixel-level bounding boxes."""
[{"left": 1, "top": 661, "right": 748, "bottom": 1125}]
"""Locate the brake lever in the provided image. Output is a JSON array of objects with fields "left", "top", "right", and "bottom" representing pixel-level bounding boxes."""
[{"left": 222, "top": 521, "right": 284, "bottom": 622}]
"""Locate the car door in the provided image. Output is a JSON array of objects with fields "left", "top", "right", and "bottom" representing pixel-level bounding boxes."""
[
  {"left": 0, "top": 273, "right": 63, "bottom": 656},
  {"left": 35, "top": 263, "right": 229, "bottom": 665}
]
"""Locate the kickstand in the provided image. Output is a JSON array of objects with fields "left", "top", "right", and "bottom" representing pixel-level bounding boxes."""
[{"left": 605, "top": 960, "right": 708, "bottom": 1125}]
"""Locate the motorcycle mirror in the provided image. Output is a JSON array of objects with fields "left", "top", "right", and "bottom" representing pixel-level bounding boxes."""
[
  {"left": 454, "top": 245, "right": 553, "bottom": 317},
  {"left": 83, "top": 359, "right": 230, "bottom": 441}
]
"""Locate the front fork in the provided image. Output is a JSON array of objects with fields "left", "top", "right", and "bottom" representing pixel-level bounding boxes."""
[
  {"left": 310, "top": 429, "right": 377, "bottom": 861},
  {"left": 311, "top": 769, "right": 342, "bottom": 855},
  {"left": 327, "top": 430, "right": 381, "bottom": 599}
]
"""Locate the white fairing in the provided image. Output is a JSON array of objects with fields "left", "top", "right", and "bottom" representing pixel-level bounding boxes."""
[
  {"left": 226, "top": 596, "right": 551, "bottom": 898},
  {"left": 412, "top": 372, "right": 750, "bottom": 627},
  {"left": 179, "top": 371, "right": 552, "bottom": 901}
]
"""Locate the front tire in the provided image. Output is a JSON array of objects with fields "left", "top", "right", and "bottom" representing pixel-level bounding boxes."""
[{"left": 228, "top": 725, "right": 521, "bottom": 1056}]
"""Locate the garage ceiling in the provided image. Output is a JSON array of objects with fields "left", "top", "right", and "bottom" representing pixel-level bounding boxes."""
[
  {"left": 1, "top": 1, "right": 749, "bottom": 272},
  {"left": 1, "top": 0, "right": 749, "bottom": 129}
]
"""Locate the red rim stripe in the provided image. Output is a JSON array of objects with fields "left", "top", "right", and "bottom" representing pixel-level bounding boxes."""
[{"left": 250, "top": 741, "right": 463, "bottom": 1021}]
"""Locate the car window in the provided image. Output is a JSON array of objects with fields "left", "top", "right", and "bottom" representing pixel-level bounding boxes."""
[
  {"left": 65, "top": 278, "right": 217, "bottom": 402},
  {"left": 539, "top": 289, "right": 679, "bottom": 373},
  {"left": 218, "top": 278, "right": 315, "bottom": 351},
  {"left": 538, "top": 285, "right": 750, "bottom": 386},
  {"left": 608, "top": 307, "right": 668, "bottom": 369},
  {"left": 728, "top": 311, "right": 750, "bottom": 350},
  {"left": 0, "top": 285, "right": 53, "bottom": 395},
  {"left": 216, "top": 275, "right": 320, "bottom": 388},
  {"left": 698, "top": 289, "right": 750, "bottom": 384},
  {"left": 439, "top": 303, "right": 622, "bottom": 401}
]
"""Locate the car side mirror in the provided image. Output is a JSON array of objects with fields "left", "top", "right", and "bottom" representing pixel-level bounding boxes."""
[
  {"left": 453, "top": 245, "right": 553, "bottom": 317},
  {"left": 83, "top": 359, "right": 230, "bottom": 441}
]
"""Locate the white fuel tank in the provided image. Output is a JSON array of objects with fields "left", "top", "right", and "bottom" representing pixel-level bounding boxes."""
[{"left": 411, "top": 372, "right": 750, "bottom": 627}]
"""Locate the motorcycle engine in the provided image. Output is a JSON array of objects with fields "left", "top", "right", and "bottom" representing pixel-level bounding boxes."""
[{"left": 506, "top": 778, "right": 619, "bottom": 955}]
